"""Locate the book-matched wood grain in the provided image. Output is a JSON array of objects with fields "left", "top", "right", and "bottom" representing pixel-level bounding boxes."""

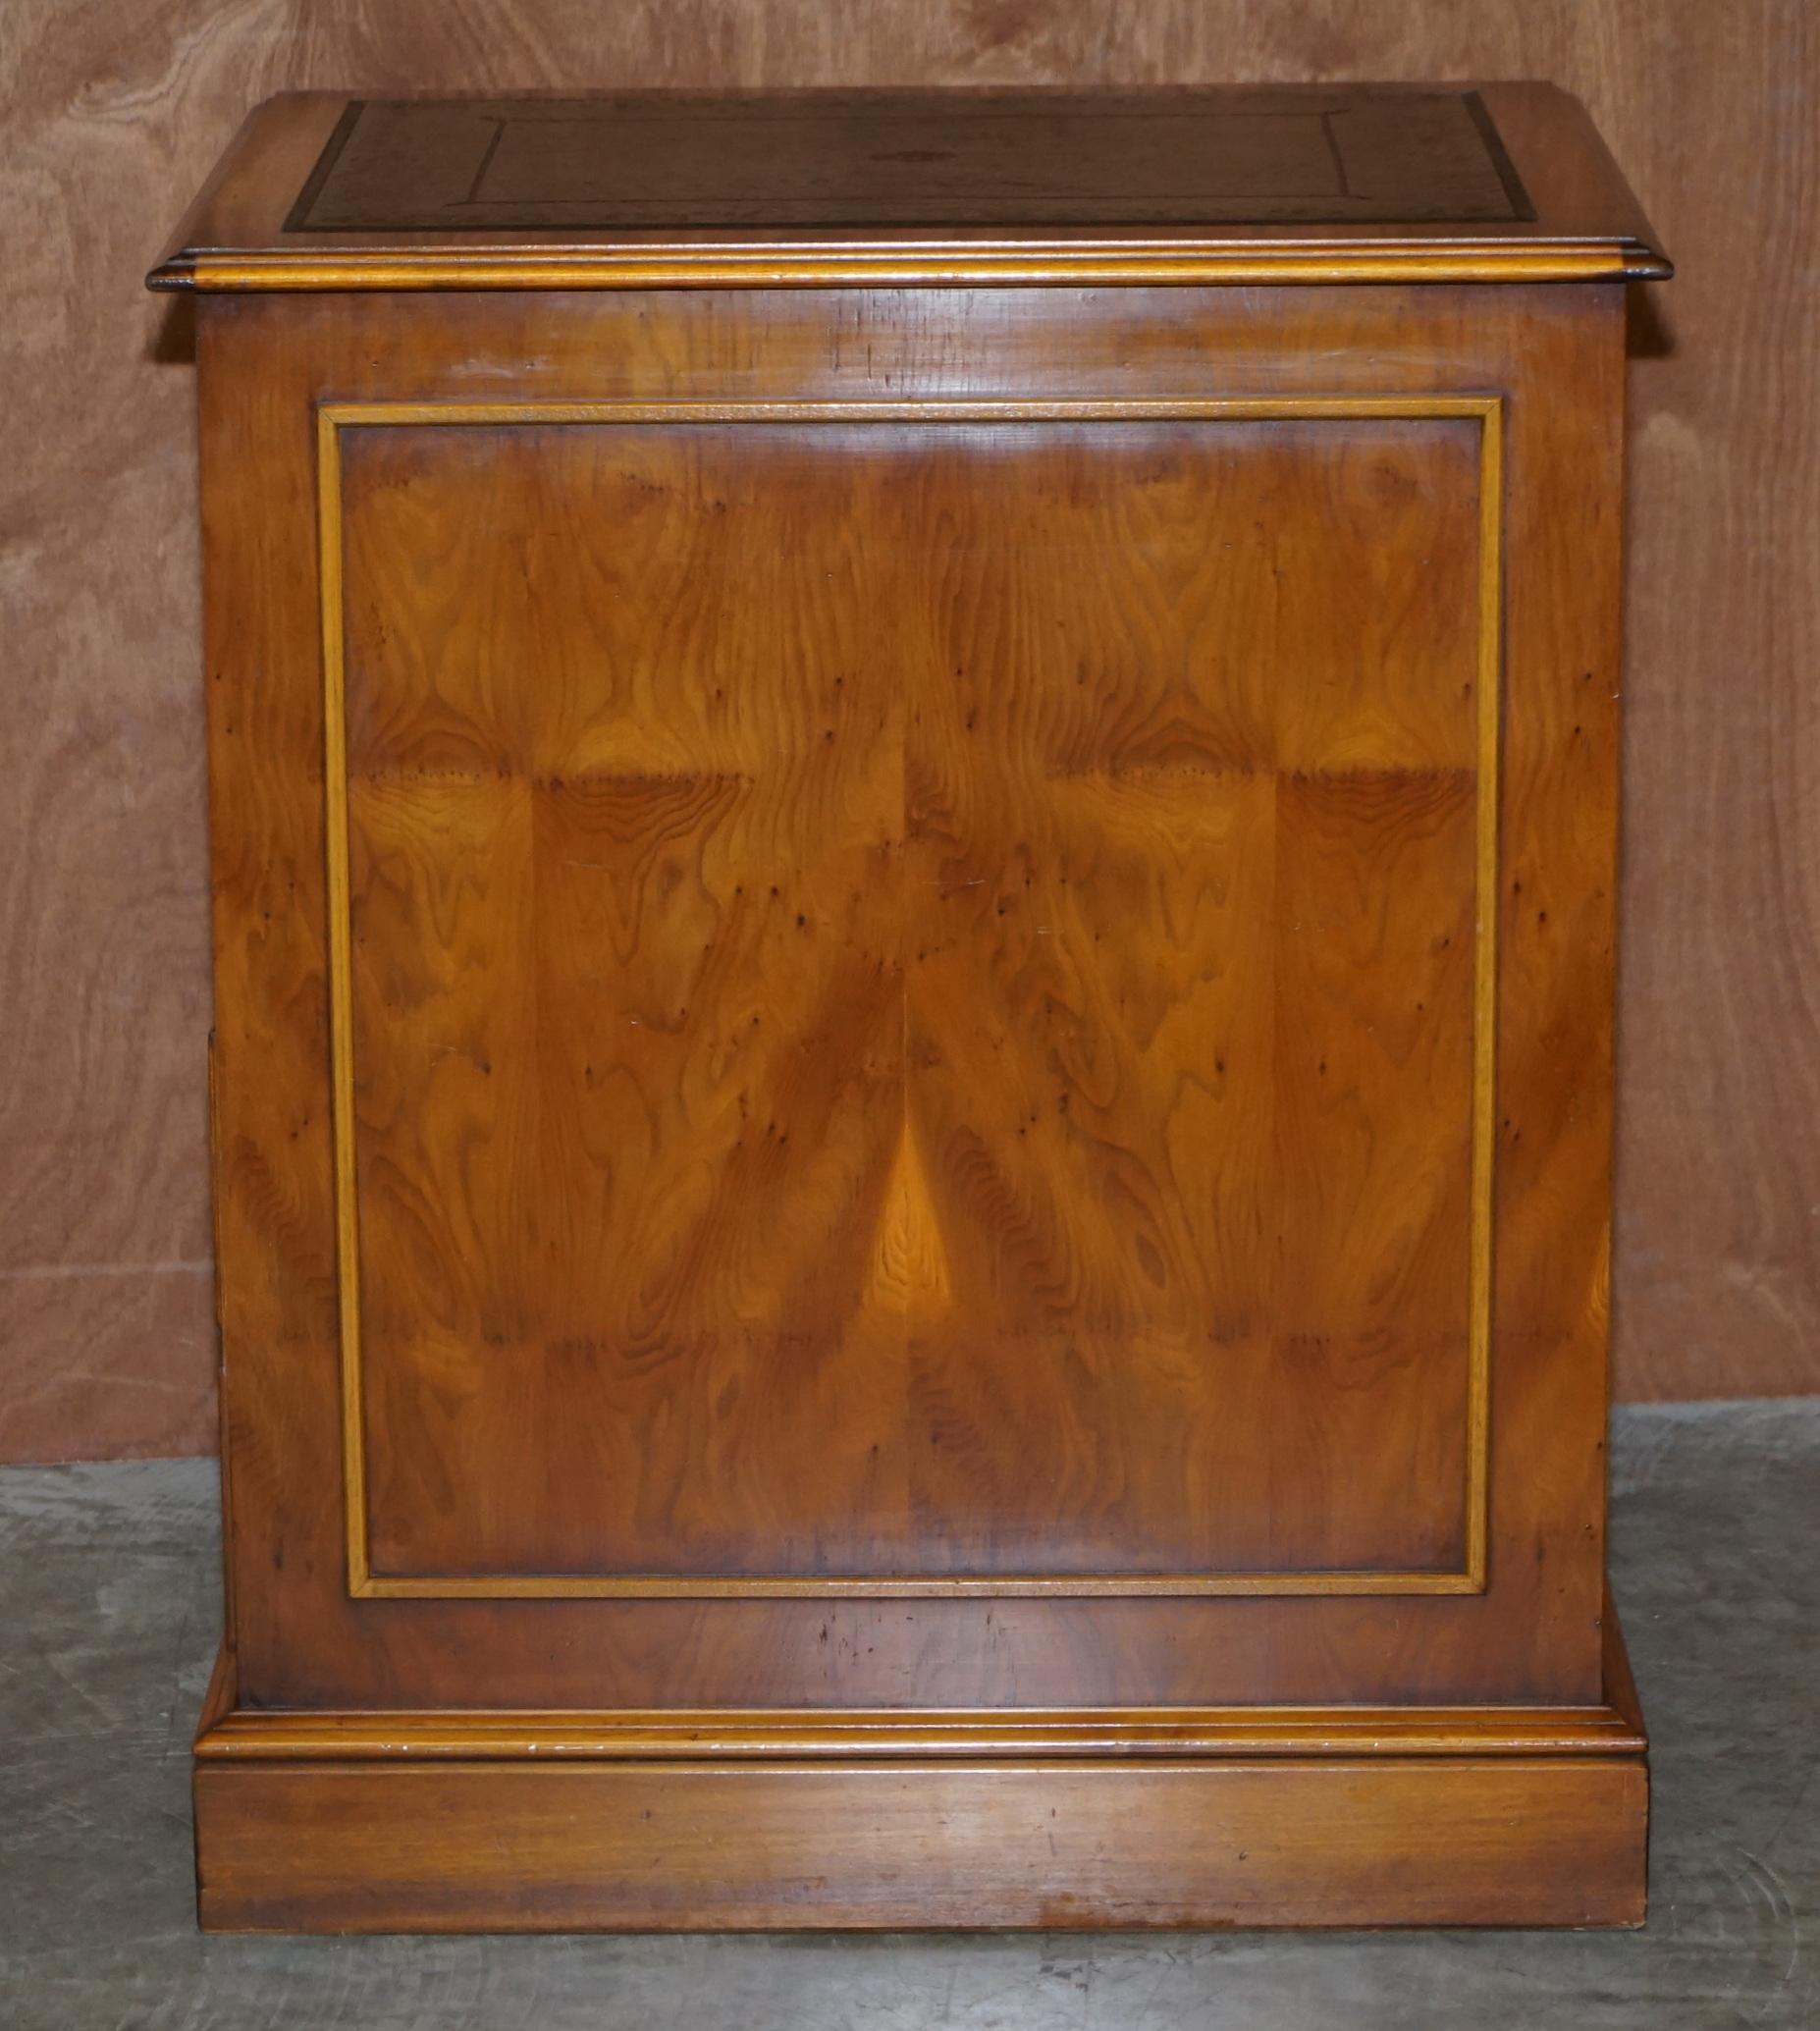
[
  {"left": 324, "top": 401, "right": 1493, "bottom": 1596},
  {"left": 198, "top": 280, "right": 1623, "bottom": 1716}
]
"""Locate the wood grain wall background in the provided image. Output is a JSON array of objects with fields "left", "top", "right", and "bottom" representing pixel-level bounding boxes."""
[{"left": 2, "top": 2, "right": 1814, "bottom": 1460}]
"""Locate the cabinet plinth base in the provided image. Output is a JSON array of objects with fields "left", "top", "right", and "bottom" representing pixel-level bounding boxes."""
[{"left": 191, "top": 1629, "right": 1648, "bottom": 1933}]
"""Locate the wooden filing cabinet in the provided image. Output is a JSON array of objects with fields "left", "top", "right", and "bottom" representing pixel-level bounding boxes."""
[{"left": 150, "top": 84, "right": 1671, "bottom": 1931}]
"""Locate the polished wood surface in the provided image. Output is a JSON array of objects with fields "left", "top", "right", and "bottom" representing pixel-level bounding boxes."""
[
  {"left": 190, "top": 1621, "right": 1651, "bottom": 1929},
  {"left": 6, "top": 6, "right": 1813, "bottom": 1471},
  {"left": 194, "top": 1755, "right": 1648, "bottom": 1932},
  {"left": 195, "top": 1701, "right": 1648, "bottom": 1762},
  {"left": 329, "top": 400, "right": 1490, "bottom": 1594},
  {"left": 147, "top": 83, "right": 1666, "bottom": 290},
  {"left": 157, "top": 80, "right": 1663, "bottom": 1927},
  {"left": 195, "top": 279, "right": 1623, "bottom": 1720}
]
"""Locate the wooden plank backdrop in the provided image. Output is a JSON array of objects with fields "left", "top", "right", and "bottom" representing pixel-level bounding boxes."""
[{"left": 2, "top": 2, "right": 1814, "bottom": 1460}]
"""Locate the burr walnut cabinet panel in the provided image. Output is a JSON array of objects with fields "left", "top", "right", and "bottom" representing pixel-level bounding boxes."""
[{"left": 152, "top": 84, "right": 1669, "bottom": 1931}]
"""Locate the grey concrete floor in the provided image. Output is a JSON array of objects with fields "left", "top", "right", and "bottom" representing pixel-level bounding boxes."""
[{"left": 2, "top": 1400, "right": 1815, "bottom": 2030}]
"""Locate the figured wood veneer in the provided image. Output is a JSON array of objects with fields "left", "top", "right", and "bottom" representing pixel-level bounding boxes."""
[
  {"left": 155, "top": 86, "right": 1667, "bottom": 1931},
  {"left": 320, "top": 396, "right": 1501, "bottom": 1599},
  {"left": 190, "top": 278, "right": 1627, "bottom": 1707}
]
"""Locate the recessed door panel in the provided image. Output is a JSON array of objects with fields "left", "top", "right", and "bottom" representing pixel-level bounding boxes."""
[{"left": 329, "top": 405, "right": 1492, "bottom": 1590}]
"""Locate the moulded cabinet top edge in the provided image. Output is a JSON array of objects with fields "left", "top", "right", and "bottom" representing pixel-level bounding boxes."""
[{"left": 146, "top": 81, "right": 1671, "bottom": 293}]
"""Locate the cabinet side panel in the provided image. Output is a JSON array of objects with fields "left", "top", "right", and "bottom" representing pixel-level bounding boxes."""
[{"left": 200, "top": 285, "right": 1623, "bottom": 1709}]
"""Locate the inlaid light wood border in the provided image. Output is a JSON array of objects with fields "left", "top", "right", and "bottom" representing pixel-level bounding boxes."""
[{"left": 316, "top": 395, "right": 1504, "bottom": 1601}]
